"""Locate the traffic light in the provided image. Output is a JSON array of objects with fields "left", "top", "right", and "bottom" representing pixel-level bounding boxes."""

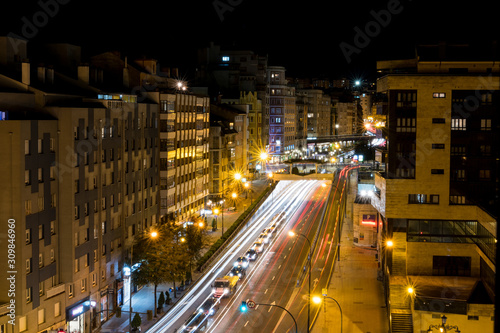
[{"left": 240, "top": 301, "right": 247, "bottom": 312}]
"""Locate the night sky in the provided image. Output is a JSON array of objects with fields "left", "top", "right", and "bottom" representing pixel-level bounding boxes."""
[{"left": 1, "top": 0, "right": 498, "bottom": 80}]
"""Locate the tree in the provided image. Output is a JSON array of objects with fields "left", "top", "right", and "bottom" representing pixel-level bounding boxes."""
[
  {"left": 132, "top": 221, "right": 190, "bottom": 317},
  {"left": 131, "top": 313, "right": 141, "bottom": 331},
  {"left": 184, "top": 221, "right": 210, "bottom": 280}
]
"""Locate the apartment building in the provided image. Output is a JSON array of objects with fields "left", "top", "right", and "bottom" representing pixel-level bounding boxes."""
[
  {"left": 0, "top": 37, "right": 159, "bottom": 333},
  {"left": 208, "top": 116, "right": 237, "bottom": 204},
  {"left": 87, "top": 50, "right": 211, "bottom": 225},
  {"left": 158, "top": 92, "right": 210, "bottom": 224},
  {"left": 372, "top": 55, "right": 498, "bottom": 333},
  {"left": 296, "top": 89, "right": 332, "bottom": 139},
  {"left": 336, "top": 100, "right": 359, "bottom": 136},
  {"left": 267, "top": 66, "right": 296, "bottom": 161}
]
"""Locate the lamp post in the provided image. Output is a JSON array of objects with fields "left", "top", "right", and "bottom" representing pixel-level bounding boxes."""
[
  {"left": 288, "top": 230, "right": 313, "bottom": 333},
  {"left": 231, "top": 192, "right": 238, "bottom": 211},
  {"left": 427, "top": 315, "right": 461, "bottom": 333},
  {"left": 244, "top": 181, "right": 250, "bottom": 202},
  {"left": 253, "top": 302, "right": 298, "bottom": 333},
  {"left": 259, "top": 151, "right": 269, "bottom": 177},
  {"left": 129, "top": 230, "right": 158, "bottom": 328},
  {"left": 312, "top": 295, "right": 343, "bottom": 333}
]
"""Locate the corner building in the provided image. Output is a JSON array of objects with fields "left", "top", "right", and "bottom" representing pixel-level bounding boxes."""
[{"left": 372, "top": 57, "right": 498, "bottom": 333}]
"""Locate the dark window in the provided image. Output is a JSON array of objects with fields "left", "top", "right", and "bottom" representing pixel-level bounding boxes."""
[
  {"left": 432, "top": 118, "right": 445, "bottom": 123},
  {"left": 433, "top": 256, "right": 471, "bottom": 276},
  {"left": 431, "top": 169, "right": 444, "bottom": 174},
  {"left": 432, "top": 144, "right": 445, "bottom": 149}
]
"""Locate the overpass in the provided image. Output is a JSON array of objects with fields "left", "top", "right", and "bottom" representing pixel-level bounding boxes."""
[{"left": 306, "top": 134, "right": 372, "bottom": 145}]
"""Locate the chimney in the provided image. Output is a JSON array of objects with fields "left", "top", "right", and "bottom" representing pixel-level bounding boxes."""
[
  {"left": 97, "top": 69, "right": 104, "bottom": 84},
  {"left": 123, "top": 66, "right": 129, "bottom": 88},
  {"left": 161, "top": 67, "right": 171, "bottom": 77},
  {"left": 78, "top": 64, "right": 89, "bottom": 84},
  {"left": 46, "top": 66, "right": 54, "bottom": 84},
  {"left": 37, "top": 65, "right": 46, "bottom": 83},
  {"left": 22, "top": 61, "right": 30, "bottom": 85},
  {"left": 171, "top": 67, "right": 178, "bottom": 77}
]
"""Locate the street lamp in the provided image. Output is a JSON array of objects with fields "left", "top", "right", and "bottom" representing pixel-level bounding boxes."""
[
  {"left": 312, "top": 294, "right": 343, "bottom": 333},
  {"left": 427, "top": 315, "right": 461, "bottom": 333},
  {"left": 244, "top": 182, "right": 250, "bottom": 201},
  {"left": 259, "top": 151, "right": 269, "bottom": 176},
  {"left": 231, "top": 192, "right": 238, "bottom": 211},
  {"left": 288, "top": 230, "right": 313, "bottom": 333}
]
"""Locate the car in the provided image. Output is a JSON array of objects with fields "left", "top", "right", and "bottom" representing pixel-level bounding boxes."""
[
  {"left": 228, "top": 264, "right": 246, "bottom": 278},
  {"left": 245, "top": 248, "right": 258, "bottom": 261},
  {"left": 233, "top": 256, "right": 249, "bottom": 268},
  {"left": 180, "top": 311, "right": 207, "bottom": 332},
  {"left": 258, "top": 232, "right": 270, "bottom": 244},
  {"left": 199, "top": 297, "right": 219, "bottom": 316},
  {"left": 252, "top": 240, "right": 264, "bottom": 253},
  {"left": 267, "top": 223, "right": 277, "bottom": 234}
]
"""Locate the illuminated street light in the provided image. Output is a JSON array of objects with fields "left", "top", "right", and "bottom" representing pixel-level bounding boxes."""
[
  {"left": 150, "top": 231, "right": 158, "bottom": 238},
  {"left": 234, "top": 172, "right": 242, "bottom": 181},
  {"left": 386, "top": 240, "right": 394, "bottom": 247},
  {"left": 312, "top": 294, "right": 343, "bottom": 333},
  {"left": 427, "top": 315, "right": 461, "bottom": 333}
]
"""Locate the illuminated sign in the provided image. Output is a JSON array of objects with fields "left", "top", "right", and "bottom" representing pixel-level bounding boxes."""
[
  {"left": 361, "top": 214, "right": 376, "bottom": 226},
  {"left": 72, "top": 305, "right": 84, "bottom": 317}
]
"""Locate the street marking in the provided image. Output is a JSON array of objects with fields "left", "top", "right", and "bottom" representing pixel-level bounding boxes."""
[
  {"left": 272, "top": 276, "right": 275, "bottom": 281},
  {"left": 278, "top": 265, "right": 281, "bottom": 269},
  {"left": 268, "top": 301, "right": 276, "bottom": 312},
  {"left": 244, "top": 321, "right": 249, "bottom": 327},
  {"left": 265, "top": 289, "right": 268, "bottom": 294},
  {"left": 283, "top": 255, "right": 287, "bottom": 259}
]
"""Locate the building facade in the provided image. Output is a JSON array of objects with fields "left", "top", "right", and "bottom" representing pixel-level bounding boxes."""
[
  {"left": 0, "top": 37, "right": 159, "bottom": 333},
  {"left": 267, "top": 66, "right": 296, "bottom": 161},
  {"left": 158, "top": 92, "right": 210, "bottom": 224},
  {"left": 372, "top": 57, "right": 498, "bottom": 333}
]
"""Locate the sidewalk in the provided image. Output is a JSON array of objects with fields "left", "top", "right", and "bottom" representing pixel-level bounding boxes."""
[
  {"left": 312, "top": 174, "right": 389, "bottom": 333},
  {"left": 99, "top": 178, "right": 270, "bottom": 333}
]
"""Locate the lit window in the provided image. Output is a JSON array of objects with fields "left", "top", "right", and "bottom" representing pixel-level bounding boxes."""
[
  {"left": 222, "top": 56, "right": 230, "bottom": 62},
  {"left": 433, "top": 92, "right": 446, "bottom": 98},
  {"left": 480, "top": 119, "right": 491, "bottom": 131}
]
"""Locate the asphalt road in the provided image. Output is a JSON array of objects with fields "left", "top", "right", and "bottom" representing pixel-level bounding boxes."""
[
  {"left": 147, "top": 179, "right": 324, "bottom": 333},
  {"left": 204, "top": 166, "right": 357, "bottom": 333}
]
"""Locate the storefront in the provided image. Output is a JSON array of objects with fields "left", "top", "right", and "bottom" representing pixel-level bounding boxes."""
[
  {"left": 100, "top": 288, "right": 108, "bottom": 322},
  {"left": 66, "top": 298, "right": 91, "bottom": 333},
  {"left": 116, "top": 280, "right": 124, "bottom": 307}
]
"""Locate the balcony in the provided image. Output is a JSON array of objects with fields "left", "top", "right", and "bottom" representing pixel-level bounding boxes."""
[{"left": 46, "top": 283, "right": 65, "bottom": 298}]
